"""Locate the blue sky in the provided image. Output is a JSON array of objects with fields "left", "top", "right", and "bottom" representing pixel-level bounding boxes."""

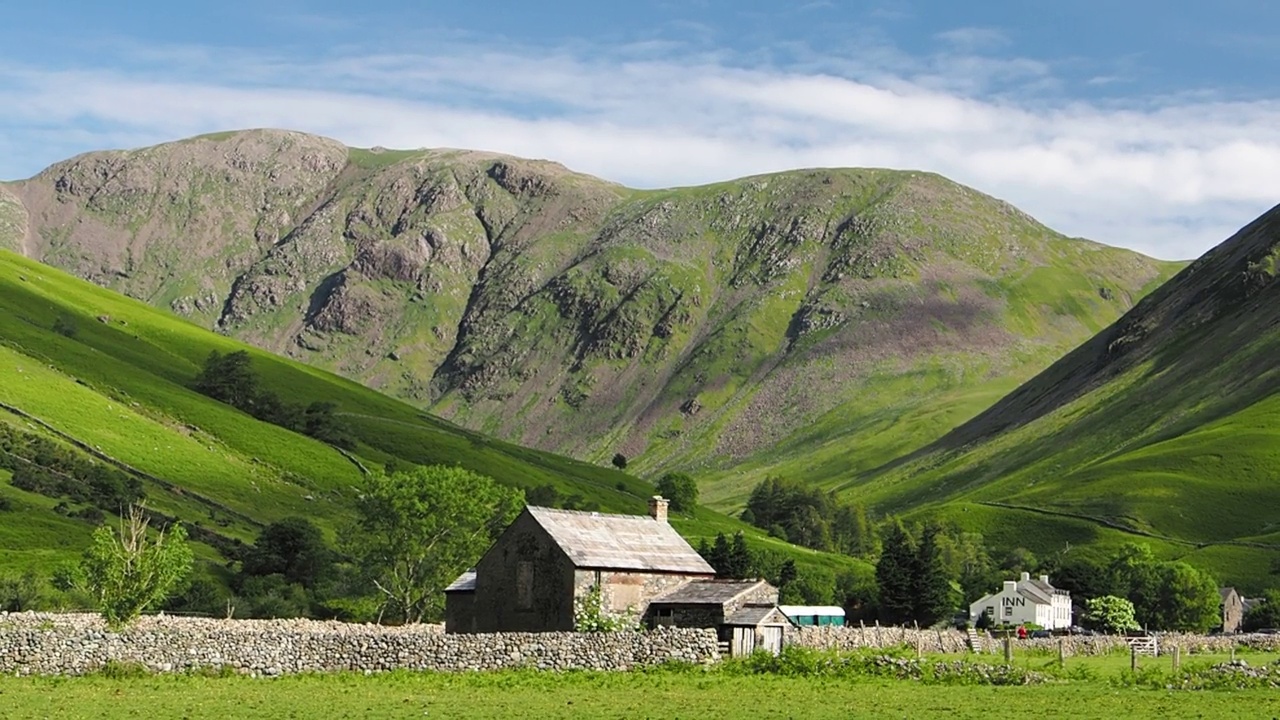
[{"left": 3, "top": 1, "right": 1279, "bottom": 259}]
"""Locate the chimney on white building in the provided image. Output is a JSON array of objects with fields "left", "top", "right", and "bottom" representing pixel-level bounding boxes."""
[
  {"left": 648, "top": 496, "right": 669, "bottom": 523},
  {"left": 1039, "top": 574, "right": 1050, "bottom": 584},
  {"left": 1020, "top": 571, "right": 1031, "bottom": 582},
  {"left": 1003, "top": 580, "right": 1018, "bottom": 594}
]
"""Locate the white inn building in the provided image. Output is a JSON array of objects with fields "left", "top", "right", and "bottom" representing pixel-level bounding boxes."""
[{"left": 969, "top": 572, "right": 1072, "bottom": 630}]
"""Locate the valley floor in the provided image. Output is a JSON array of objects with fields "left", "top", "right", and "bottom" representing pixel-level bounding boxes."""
[{"left": 3, "top": 665, "right": 1278, "bottom": 719}]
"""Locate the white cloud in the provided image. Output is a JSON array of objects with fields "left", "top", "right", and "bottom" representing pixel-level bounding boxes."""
[{"left": 1, "top": 40, "right": 1278, "bottom": 261}]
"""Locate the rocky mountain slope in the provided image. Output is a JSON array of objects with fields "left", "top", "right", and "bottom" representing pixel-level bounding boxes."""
[
  {"left": 0, "top": 130, "right": 1182, "bottom": 480},
  {"left": 847, "top": 204, "right": 1280, "bottom": 589}
]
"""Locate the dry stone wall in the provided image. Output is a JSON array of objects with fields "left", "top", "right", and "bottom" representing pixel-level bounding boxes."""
[
  {"left": 0, "top": 612, "right": 719, "bottom": 677},
  {"left": 790, "top": 624, "right": 1280, "bottom": 657}
]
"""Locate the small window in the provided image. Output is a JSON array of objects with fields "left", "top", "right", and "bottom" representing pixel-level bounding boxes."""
[
  {"left": 984, "top": 607, "right": 994, "bottom": 617},
  {"left": 516, "top": 561, "right": 534, "bottom": 611},
  {"left": 1004, "top": 606, "right": 1013, "bottom": 617}
]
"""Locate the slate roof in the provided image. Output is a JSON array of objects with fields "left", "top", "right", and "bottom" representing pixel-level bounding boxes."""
[
  {"left": 726, "top": 605, "right": 788, "bottom": 626},
  {"left": 527, "top": 505, "right": 715, "bottom": 574},
  {"left": 650, "top": 580, "right": 769, "bottom": 606},
  {"left": 1220, "top": 587, "right": 1239, "bottom": 603},
  {"left": 445, "top": 570, "right": 477, "bottom": 592}
]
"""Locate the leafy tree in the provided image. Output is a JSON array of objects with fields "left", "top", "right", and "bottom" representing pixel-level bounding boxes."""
[
  {"left": 234, "top": 574, "right": 313, "bottom": 619},
  {"left": 611, "top": 453, "right": 628, "bottom": 470},
  {"left": 526, "top": 484, "right": 560, "bottom": 507},
  {"left": 655, "top": 471, "right": 698, "bottom": 513},
  {"left": 780, "top": 568, "right": 836, "bottom": 605},
  {"left": 1000, "top": 547, "right": 1038, "bottom": 574},
  {"left": 1242, "top": 589, "right": 1280, "bottom": 631},
  {"left": 79, "top": 505, "right": 193, "bottom": 630},
  {"left": 302, "top": 401, "right": 355, "bottom": 450},
  {"left": 348, "top": 465, "right": 522, "bottom": 623},
  {"left": 193, "top": 350, "right": 259, "bottom": 410},
  {"left": 1146, "top": 562, "right": 1219, "bottom": 632},
  {"left": 52, "top": 313, "right": 78, "bottom": 338},
  {"left": 1083, "top": 595, "right": 1140, "bottom": 633},
  {"left": 831, "top": 503, "right": 878, "bottom": 558},
  {"left": 836, "top": 567, "right": 879, "bottom": 622},
  {"left": 913, "top": 523, "right": 955, "bottom": 626},
  {"left": 875, "top": 521, "right": 917, "bottom": 625},
  {"left": 241, "top": 517, "right": 333, "bottom": 590},
  {"left": 0, "top": 570, "right": 42, "bottom": 612},
  {"left": 777, "top": 559, "right": 799, "bottom": 588}
]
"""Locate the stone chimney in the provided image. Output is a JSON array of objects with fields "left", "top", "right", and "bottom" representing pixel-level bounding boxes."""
[{"left": 648, "top": 496, "right": 669, "bottom": 523}]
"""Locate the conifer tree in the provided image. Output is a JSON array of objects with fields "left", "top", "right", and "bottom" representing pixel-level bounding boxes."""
[
  {"left": 875, "top": 520, "right": 917, "bottom": 625},
  {"left": 913, "top": 522, "right": 955, "bottom": 626}
]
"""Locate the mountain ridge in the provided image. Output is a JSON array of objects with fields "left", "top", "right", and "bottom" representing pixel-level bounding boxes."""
[{"left": 0, "top": 129, "right": 1184, "bottom": 486}]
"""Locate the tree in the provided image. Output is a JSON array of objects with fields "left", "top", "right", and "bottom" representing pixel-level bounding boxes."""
[
  {"left": 193, "top": 350, "right": 259, "bottom": 410},
  {"left": 913, "top": 523, "right": 955, "bottom": 626},
  {"left": 707, "top": 533, "right": 731, "bottom": 576},
  {"left": 1243, "top": 589, "right": 1280, "bottom": 631},
  {"left": 875, "top": 521, "right": 917, "bottom": 625},
  {"left": 302, "top": 401, "right": 356, "bottom": 450},
  {"left": 80, "top": 505, "right": 193, "bottom": 630},
  {"left": 1146, "top": 562, "right": 1219, "bottom": 632},
  {"left": 723, "top": 532, "right": 752, "bottom": 580},
  {"left": 655, "top": 471, "right": 698, "bottom": 513},
  {"left": 1083, "top": 595, "right": 1140, "bottom": 634},
  {"left": 611, "top": 453, "right": 628, "bottom": 470},
  {"left": 241, "top": 517, "right": 333, "bottom": 590},
  {"left": 348, "top": 465, "right": 522, "bottom": 623}
]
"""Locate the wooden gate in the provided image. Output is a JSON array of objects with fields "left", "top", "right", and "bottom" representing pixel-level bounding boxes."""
[
  {"left": 732, "top": 626, "right": 756, "bottom": 656},
  {"left": 760, "top": 625, "right": 784, "bottom": 655}
]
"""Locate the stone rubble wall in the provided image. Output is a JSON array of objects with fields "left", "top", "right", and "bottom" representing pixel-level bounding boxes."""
[
  {"left": 790, "top": 623, "right": 1280, "bottom": 657},
  {"left": 0, "top": 612, "right": 719, "bottom": 677}
]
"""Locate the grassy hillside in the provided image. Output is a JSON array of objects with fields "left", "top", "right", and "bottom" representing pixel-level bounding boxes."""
[
  {"left": 2, "top": 130, "right": 1181, "bottom": 491},
  {"left": 835, "top": 205, "right": 1280, "bottom": 591},
  {"left": 0, "top": 250, "right": 864, "bottom": 586}
]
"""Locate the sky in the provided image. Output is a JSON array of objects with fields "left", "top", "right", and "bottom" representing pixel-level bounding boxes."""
[{"left": 2, "top": 1, "right": 1279, "bottom": 260}]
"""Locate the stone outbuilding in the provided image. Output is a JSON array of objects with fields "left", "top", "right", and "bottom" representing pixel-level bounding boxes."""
[
  {"left": 445, "top": 497, "right": 716, "bottom": 633},
  {"left": 1219, "top": 587, "right": 1245, "bottom": 633},
  {"left": 645, "top": 578, "right": 786, "bottom": 655}
]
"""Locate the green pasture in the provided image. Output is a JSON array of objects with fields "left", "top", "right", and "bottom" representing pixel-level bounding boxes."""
[{"left": 2, "top": 656, "right": 1278, "bottom": 720}]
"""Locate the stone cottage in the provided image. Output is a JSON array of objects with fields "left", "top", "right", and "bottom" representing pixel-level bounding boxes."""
[
  {"left": 445, "top": 497, "right": 716, "bottom": 633},
  {"left": 1219, "top": 587, "right": 1245, "bottom": 633}
]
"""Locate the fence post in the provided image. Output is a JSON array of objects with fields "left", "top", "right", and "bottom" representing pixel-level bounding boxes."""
[
  {"left": 1172, "top": 646, "right": 1181, "bottom": 671},
  {"left": 1003, "top": 635, "right": 1012, "bottom": 664},
  {"left": 1130, "top": 646, "right": 1138, "bottom": 673},
  {"left": 859, "top": 619, "right": 866, "bottom": 648},
  {"left": 1058, "top": 638, "right": 1065, "bottom": 668}
]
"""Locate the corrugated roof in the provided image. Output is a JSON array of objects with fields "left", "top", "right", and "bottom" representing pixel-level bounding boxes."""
[
  {"left": 527, "top": 506, "right": 715, "bottom": 574},
  {"left": 445, "top": 570, "right": 476, "bottom": 592},
  {"left": 651, "top": 580, "right": 768, "bottom": 606}
]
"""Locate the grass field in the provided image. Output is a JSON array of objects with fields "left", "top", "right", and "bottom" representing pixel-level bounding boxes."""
[
  {"left": 2, "top": 659, "right": 1278, "bottom": 720},
  {"left": 0, "top": 249, "right": 867, "bottom": 584}
]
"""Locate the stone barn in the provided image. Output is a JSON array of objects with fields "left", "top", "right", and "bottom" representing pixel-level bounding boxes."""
[
  {"left": 645, "top": 578, "right": 785, "bottom": 655},
  {"left": 1219, "top": 587, "right": 1245, "bottom": 633},
  {"left": 445, "top": 497, "right": 716, "bottom": 633}
]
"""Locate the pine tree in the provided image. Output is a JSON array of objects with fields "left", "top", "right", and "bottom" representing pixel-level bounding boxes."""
[
  {"left": 708, "top": 533, "right": 731, "bottom": 576},
  {"left": 913, "top": 522, "right": 955, "bottom": 626},
  {"left": 723, "top": 532, "right": 752, "bottom": 579},
  {"left": 875, "top": 520, "right": 917, "bottom": 625}
]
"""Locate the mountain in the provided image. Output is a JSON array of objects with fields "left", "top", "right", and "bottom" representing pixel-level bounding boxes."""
[
  {"left": 0, "top": 129, "right": 1182, "bottom": 491},
  {"left": 0, "top": 250, "right": 855, "bottom": 584},
  {"left": 844, "top": 204, "right": 1280, "bottom": 590}
]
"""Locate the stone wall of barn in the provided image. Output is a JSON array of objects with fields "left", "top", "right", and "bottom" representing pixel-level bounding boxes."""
[{"left": 0, "top": 612, "right": 721, "bottom": 677}]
